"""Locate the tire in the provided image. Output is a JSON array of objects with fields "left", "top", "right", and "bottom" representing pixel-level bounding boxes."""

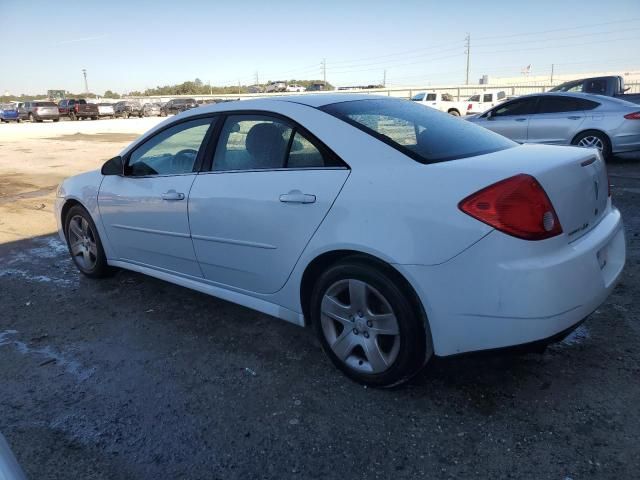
[
  {"left": 53, "top": 118, "right": 59, "bottom": 122},
  {"left": 28, "top": 113, "right": 34, "bottom": 122},
  {"left": 571, "top": 130, "right": 612, "bottom": 161},
  {"left": 64, "top": 205, "right": 114, "bottom": 278},
  {"left": 70, "top": 112, "right": 77, "bottom": 121},
  {"left": 92, "top": 116, "right": 98, "bottom": 120},
  {"left": 310, "top": 258, "right": 430, "bottom": 387},
  {"left": 448, "top": 109, "right": 461, "bottom": 116}
]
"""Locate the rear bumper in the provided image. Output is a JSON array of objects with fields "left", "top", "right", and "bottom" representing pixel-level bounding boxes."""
[
  {"left": 35, "top": 113, "right": 59, "bottom": 120},
  {"left": 398, "top": 206, "right": 625, "bottom": 356}
]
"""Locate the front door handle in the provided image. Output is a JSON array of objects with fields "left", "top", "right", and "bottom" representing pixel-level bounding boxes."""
[
  {"left": 161, "top": 190, "right": 185, "bottom": 201},
  {"left": 279, "top": 190, "right": 316, "bottom": 204},
  {"left": 514, "top": 118, "right": 527, "bottom": 122},
  {"left": 567, "top": 115, "right": 582, "bottom": 120}
]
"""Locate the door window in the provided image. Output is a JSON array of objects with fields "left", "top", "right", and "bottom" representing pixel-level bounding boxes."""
[
  {"left": 491, "top": 97, "right": 539, "bottom": 117},
  {"left": 425, "top": 93, "right": 437, "bottom": 101},
  {"left": 127, "top": 117, "right": 213, "bottom": 176},
  {"left": 536, "top": 96, "right": 599, "bottom": 114},
  {"left": 483, "top": 93, "right": 492, "bottom": 102}
]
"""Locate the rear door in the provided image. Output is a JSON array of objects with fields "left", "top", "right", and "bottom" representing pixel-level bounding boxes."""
[
  {"left": 188, "top": 113, "right": 349, "bottom": 294},
  {"left": 99, "top": 116, "right": 216, "bottom": 276},
  {"left": 479, "top": 97, "right": 539, "bottom": 143},
  {"left": 526, "top": 96, "right": 598, "bottom": 145}
]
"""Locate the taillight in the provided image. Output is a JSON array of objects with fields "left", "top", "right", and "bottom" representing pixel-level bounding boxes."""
[
  {"left": 467, "top": 103, "right": 472, "bottom": 111},
  {"left": 624, "top": 111, "right": 640, "bottom": 120},
  {"left": 458, "top": 174, "right": 563, "bottom": 240}
]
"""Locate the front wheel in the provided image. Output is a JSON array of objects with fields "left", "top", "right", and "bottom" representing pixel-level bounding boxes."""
[
  {"left": 572, "top": 130, "right": 612, "bottom": 161},
  {"left": 448, "top": 109, "right": 461, "bottom": 116},
  {"left": 64, "top": 205, "right": 114, "bottom": 278},
  {"left": 311, "top": 259, "right": 430, "bottom": 387}
]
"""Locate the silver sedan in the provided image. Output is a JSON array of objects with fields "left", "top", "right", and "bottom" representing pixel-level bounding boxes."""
[{"left": 467, "top": 92, "right": 640, "bottom": 159}]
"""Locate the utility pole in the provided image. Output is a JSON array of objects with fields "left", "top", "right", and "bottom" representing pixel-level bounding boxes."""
[
  {"left": 383, "top": 69, "right": 387, "bottom": 87},
  {"left": 321, "top": 58, "right": 326, "bottom": 84},
  {"left": 238, "top": 80, "right": 241, "bottom": 95},
  {"left": 464, "top": 34, "right": 471, "bottom": 85},
  {"left": 254, "top": 71, "right": 259, "bottom": 85},
  {"left": 208, "top": 80, "right": 212, "bottom": 95},
  {"left": 82, "top": 68, "right": 89, "bottom": 93},
  {"left": 550, "top": 64, "right": 555, "bottom": 85}
]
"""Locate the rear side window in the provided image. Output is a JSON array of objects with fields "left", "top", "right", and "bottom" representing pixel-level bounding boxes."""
[
  {"left": 321, "top": 99, "right": 515, "bottom": 163},
  {"left": 212, "top": 115, "right": 341, "bottom": 171},
  {"left": 537, "top": 96, "right": 599, "bottom": 114},
  {"left": 483, "top": 94, "right": 492, "bottom": 102}
]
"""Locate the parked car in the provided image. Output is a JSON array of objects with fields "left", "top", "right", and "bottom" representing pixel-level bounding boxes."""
[
  {"left": 55, "top": 94, "right": 625, "bottom": 387},
  {"left": 411, "top": 91, "right": 471, "bottom": 116},
  {"left": 97, "top": 103, "right": 115, "bottom": 118},
  {"left": 142, "top": 103, "right": 161, "bottom": 116},
  {"left": 247, "top": 85, "right": 263, "bottom": 94},
  {"left": 0, "top": 104, "right": 20, "bottom": 123},
  {"left": 23, "top": 101, "right": 60, "bottom": 122},
  {"left": 467, "top": 92, "right": 640, "bottom": 160},
  {"left": 160, "top": 98, "right": 198, "bottom": 116},
  {"left": 465, "top": 90, "right": 507, "bottom": 115},
  {"left": 286, "top": 84, "right": 305, "bottom": 93},
  {"left": 16, "top": 102, "right": 28, "bottom": 121},
  {"left": 265, "top": 81, "right": 287, "bottom": 93},
  {"left": 114, "top": 101, "right": 143, "bottom": 119},
  {"left": 0, "top": 433, "right": 27, "bottom": 480},
  {"left": 57, "top": 99, "right": 97, "bottom": 121},
  {"left": 306, "top": 82, "right": 329, "bottom": 92},
  {"left": 549, "top": 75, "right": 640, "bottom": 104}
]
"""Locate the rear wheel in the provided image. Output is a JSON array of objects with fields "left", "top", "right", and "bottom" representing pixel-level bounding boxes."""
[
  {"left": 64, "top": 205, "right": 113, "bottom": 278},
  {"left": 311, "top": 259, "right": 430, "bottom": 387},
  {"left": 448, "top": 109, "right": 460, "bottom": 116},
  {"left": 572, "top": 130, "right": 612, "bottom": 161}
]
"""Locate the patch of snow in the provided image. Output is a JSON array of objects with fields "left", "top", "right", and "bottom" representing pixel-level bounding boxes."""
[
  {"left": 0, "top": 330, "right": 95, "bottom": 381},
  {"left": 0, "top": 268, "right": 74, "bottom": 287},
  {"left": 560, "top": 325, "right": 590, "bottom": 346}
]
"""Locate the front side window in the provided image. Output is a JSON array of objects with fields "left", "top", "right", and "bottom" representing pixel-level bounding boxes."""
[
  {"left": 425, "top": 93, "right": 437, "bottom": 101},
  {"left": 127, "top": 117, "right": 213, "bottom": 176},
  {"left": 322, "top": 99, "right": 515, "bottom": 163},
  {"left": 492, "top": 97, "right": 539, "bottom": 117}
]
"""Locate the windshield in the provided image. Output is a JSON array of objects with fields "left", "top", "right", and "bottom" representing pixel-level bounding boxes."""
[
  {"left": 411, "top": 93, "right": 425, "bottom": 101},
  {"left": 35, "top": 102, "right": 56, "bottom": 106},
  {"left": 321, "top": 98, "right": 515, "bottom": 163}
]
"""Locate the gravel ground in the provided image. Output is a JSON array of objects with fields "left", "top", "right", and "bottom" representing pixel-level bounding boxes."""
[{"left": 0, "top": 123, "right": 638, "bottom": 478}]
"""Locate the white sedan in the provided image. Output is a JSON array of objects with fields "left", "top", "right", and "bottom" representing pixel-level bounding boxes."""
[{"left": 55, "top": 94, "right": 626, "bottom": 387}]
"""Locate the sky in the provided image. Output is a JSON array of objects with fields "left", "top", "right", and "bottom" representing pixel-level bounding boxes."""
[{"left": 1, "top": 0, "right": 639, "bottom": 95}]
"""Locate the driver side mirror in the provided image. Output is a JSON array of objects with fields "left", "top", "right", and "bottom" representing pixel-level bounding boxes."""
[{"left": 101, "top": 156, "right": 124, "bottom": 176}]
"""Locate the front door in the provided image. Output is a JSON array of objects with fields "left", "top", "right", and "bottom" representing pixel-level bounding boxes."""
[
  {"left": 188, "top": 114, "right": 349, "bottom": 294},
  {"left": 98, "top": 116, "right": 215, "bottom": 277},
  {"left": 481, "top": 96, "right": 539, "bottom": 143}
]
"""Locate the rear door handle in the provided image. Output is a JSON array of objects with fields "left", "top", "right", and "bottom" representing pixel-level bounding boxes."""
[
  {"left": 279, "top": 190, "right": 316, "bottom": 204},
  {"left": 515, "top": 118, "right": 527, "bottom": 122},
  {"left": 161, "top": 190, "right": 185, "bottom": 201},
  {"left": 567, "top": 115, "right": 582, "bottom": 120}
]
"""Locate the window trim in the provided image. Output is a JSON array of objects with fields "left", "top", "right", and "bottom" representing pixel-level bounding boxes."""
[
  {"left": 122, "top": 113, "right": 219, "bottom": 178},
  {"left": 201, "top": 110, "right": 349, "bottom": 173}
]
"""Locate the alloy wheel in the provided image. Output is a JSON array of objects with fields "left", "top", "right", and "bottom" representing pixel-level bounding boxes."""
[
  {"left": 320, "top": 279, "right": 401, "bottom": 374},
  {"left": 577, "top": 135, "right": 604, "bottom": 152},
  {"left": 68, "top": 215, "right": 98, "bottom": 270}
]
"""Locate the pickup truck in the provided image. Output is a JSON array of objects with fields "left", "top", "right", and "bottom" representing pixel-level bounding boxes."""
[
  {"left": 411, "top": 91, "right": 471, "bottom": 116},
  {"left": 58, "top": 99, "right": 99, "bottom": 120},
  {"left": 549, "top": 75, "right": 640, "bottom": 104},
  {"left": 465, "top": 90, "right": 507, "bottom": 115}
]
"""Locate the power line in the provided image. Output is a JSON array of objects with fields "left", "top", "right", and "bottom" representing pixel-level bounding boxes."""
[{"left": 474, "top": 17, "right": 640, "bottom": 41}]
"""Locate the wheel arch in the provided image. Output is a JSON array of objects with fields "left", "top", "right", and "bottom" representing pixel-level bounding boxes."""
[
  {"left": 447, "top": 108, "right": 461, "bottom": 115},
  {"left": 571, "top": 128, "right": 611, "bottom": 146},
  {"left": 299, "top": 250, "right": 431, "bottom": 342},
  {"left": 60, "top": 198, "right": 84, "bottom": 236}
]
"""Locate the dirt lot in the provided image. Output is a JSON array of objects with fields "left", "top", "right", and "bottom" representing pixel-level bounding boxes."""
[{"left": 0, "top": 119, "right": 639, "bottom": 479}]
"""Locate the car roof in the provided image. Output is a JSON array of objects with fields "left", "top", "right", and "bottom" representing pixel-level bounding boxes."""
[
  {"left": 514, "top": 91, "right": 638, "bottom": 107},
  {"left": 196, "top": 94, "right": 392, "bottom": 113}
]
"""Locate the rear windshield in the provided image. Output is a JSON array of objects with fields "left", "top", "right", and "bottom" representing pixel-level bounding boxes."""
[
  {"left": 36, "top": 101, "right": 57, "bottom": 106},
  {"left": 321, "top": 99, "right": 515, "bottom": 163}
]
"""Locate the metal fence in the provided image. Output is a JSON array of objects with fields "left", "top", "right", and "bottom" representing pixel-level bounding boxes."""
[{"left": 123, "top": 82, "right": 640, "bottom": 103}]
